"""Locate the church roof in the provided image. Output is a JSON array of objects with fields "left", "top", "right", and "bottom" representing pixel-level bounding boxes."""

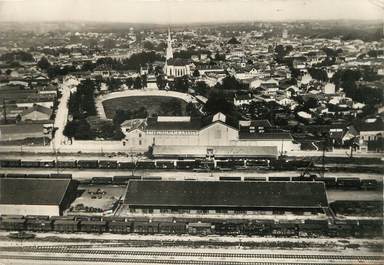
[{"left": 167, "top": 58, "right": 191, "bottom": 66}]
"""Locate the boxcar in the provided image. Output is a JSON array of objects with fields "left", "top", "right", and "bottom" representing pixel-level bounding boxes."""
[
  {"left": 142, "top": 176, "right": 162, "bottom": 181},
  {"left": 187, "top": 222, "right": 213, "bottom": 235},
  {"left": 246, "top": 159, "right": 269, "bottom": 167},
  {"left": 118, "top": 162, "right": 136, "bottom": 169},
  {"left": 360, "top": 179, "right": 378, "bottom": 190},
  {"left": 25, "top": 219, "right": 53, "bottom": 232},
  {"left": 336, "top": 178, "right": 361, "bottom": 190},
  {"left": 244, "top": 220, "right": 274, "bottom": 236},
  {"left": 80, "top": 221, "right": 107, "bottom": 233},
  {"left": 0, "top": 219, "right": 26, "bottom": 231},
  {"left": 77, "top": 160, "right": 99, "bottom": 169},
  {"left": 155, "top": 161, "right": 175, "bottom": 169},
  {"left": 40, "top": 160, "right": 55, "bottom": 168},
  {"left": 20, "top": 160, "right": 40, "bottom": 168},
  {"left": 158, "top": 222, "right": 187, "bottom": 234},
  {"left": 133, "top": 221, "right": 159, "bottom": 234},
  {"left": 25, "top": 174, "right": 50, "bottom": 179},
  {"left": 108, "top": 221, "right": 132, "bottom": 234},
  {"left": 315, "top": 177, "right": 337, "bottom": 188},
  {"left": 269, "top": 176, "right": 291, "bottom": 181},
  {"left": 136, "top": 161, "right": 156, "bottom": 169},
  {"left": 176, "top": 160, "right": 200, "bottom": 170},
  {"left": 244, "top": 177, "right": 266, "bottom": 181},
  {"left": 0, "top": 159, "right": 21, "bottom": 168},
  {"left": 5, "top": 173, "right": 27, "bottom": 178},
  {"left": 91, "top": 177, "right": 113, "bottom": 185},
  {"left": 216, "top": 160, "right": 233, "bottom": 169},
  {"left": 98, "top": 160, "right": 118, "bottom": 169},
  {"left": 357, "top": 219, "right": 382, "bottom": 237},
  {"left": 54, "top": 220, "right": 80, "bottom": 232},
  {"left": 219, "top": 176, "right": 241, "bottom": 181},
  {"left": 57, "top": 160, "right": 77, "bottom": 168}
]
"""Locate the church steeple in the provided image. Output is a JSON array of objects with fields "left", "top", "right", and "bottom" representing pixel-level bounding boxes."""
[{"left": 165, "top": 27, "right": 173, "bottom": 61}]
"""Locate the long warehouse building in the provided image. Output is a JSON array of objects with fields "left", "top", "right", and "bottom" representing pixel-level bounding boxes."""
[
  {"left": 0, "top": 178, "right": 77, "bottom": 216},
  {"left": 124, "top": 180, "right": 328, "bottom": 215}
]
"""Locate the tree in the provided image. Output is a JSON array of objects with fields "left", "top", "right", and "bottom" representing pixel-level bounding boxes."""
[
  {"left": 37, "top": 56, "right": 51, "bottom": 70},
  {"left": 143, "top": 41, "right": 155, "bottom": 50},
  {"left": 133, "top": 76, "right": 142, "bottom": 89},
  {"left": 125, "top": 77, "right": 133, "bottom": 88},
  {"left": 63, "top": 120, "right": 78, "bottom": 138},
  {"left": 192, "top": 69, "right": 200, "bottom": 77},
  {"left": 156, "top": 75, "right": 166, "bottom": 90},
  {"left": 173, "top": 76, "right": 189, "bottom": 93},
  {"left": 194, "top": 81, "right": 210, "bottom": 97},
  {"left": 113, "top": 109, "right": 131, "bottom": 126},
  {"left": 204, "top": 91, "right": 234, "bottom": 116},
  {"left": 107, "top": 78, "right": 122, "bottom": 91},
  {"left": 186, "top": 102, "right": 200, "bottom": 117}
]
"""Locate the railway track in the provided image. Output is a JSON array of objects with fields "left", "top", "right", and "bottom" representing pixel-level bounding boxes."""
[
  {"left": 1, "top": 246, "right": 383, "bottom": 262},
  {"left": 0, "top": 255, "right": 382, "bottom": 265}
]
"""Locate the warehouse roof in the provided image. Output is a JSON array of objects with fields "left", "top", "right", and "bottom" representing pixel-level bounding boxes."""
[
  {"left": 124, "top": 181, "right": 328, "bottom": 209},
  {"left": 0, "top": 178, "right": 73, "bottom": 206}
]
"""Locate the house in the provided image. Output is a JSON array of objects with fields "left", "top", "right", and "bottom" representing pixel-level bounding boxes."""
[
  {"left": 233, "top": 94, "right": 254, "bottom": 106},
  {"left": 20, "top": 104, "right": 52, "bottom": 121},
  {"left": 350, "top": 117, "right": 384, "bottom": 152},
  {"left": 0, "top": 121, "right": 53, "bottom": 141}
]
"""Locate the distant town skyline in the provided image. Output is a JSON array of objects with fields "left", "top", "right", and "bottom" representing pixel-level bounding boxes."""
[{"left": 0, "top": 0, "right": 382, "bottom": 24}]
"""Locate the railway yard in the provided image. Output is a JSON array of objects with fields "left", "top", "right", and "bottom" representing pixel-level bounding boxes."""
[
  {"left": 0, "top": 156, "right": 382, "bottom": 264},
  {"left": 0, "top": 232, "right": 383, "bottom": 265}
]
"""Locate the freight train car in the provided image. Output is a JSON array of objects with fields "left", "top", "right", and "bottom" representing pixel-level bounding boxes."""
[
  {"left": 80, "top": 220, "right": 107, "bottom": 233},
  {"left": 77, "top": 160, "right": 99, "bottom": 169},
  {"left": 136, "top": 161, "right": 156, "bottom": 169},
  {"left": 118, "top": 162, "right": 136, "bottom": 169},
  {"left": 0, "top": 159, "right": 21, "bottom": 168},
  {"left": 98, "top": 160, "right": 118, "bottom": 169},
  {"left": 56, "top": 160, "right": 77, "bottom": 168},
  {"left": 336, "top": 178, "right": 361, "bottom": 190},
  {"left": 155, "top": 161, "right": 175, "bottom": 169}
]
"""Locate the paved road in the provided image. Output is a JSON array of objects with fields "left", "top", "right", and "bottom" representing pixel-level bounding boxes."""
[{"left": 52, "top": 77, "right": 79, "bottom": 149}]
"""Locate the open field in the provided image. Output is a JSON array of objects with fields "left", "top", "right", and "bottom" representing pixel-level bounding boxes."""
[{"left": 102, "top": 96, "right": 188, "bottom": 119}]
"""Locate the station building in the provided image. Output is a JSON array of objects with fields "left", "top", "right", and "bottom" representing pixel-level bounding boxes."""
[
  {"left": 124, "top": 180, "right": 328, "bottom": 215},
  {"left": 121, "top": 113, "right": 300, "bottom": 157},
  {"left": 0, "top": 178, "right": 77, "bottom": 216}
]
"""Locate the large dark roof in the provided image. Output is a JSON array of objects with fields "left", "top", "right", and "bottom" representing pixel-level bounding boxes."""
[
  {"left": 146, "top": 117, "right": 202, "bottom": 131},
  {"left": 353, "top": 118, "right": 384, "bottom": 132},
  {"left": 0, "top": 178, "right": 72, "bottom": 206},
  {"left": 124, "top": 181, "right": 328, "bottom": 209},
  {"left": 167, "top": 58, "right": 191, "bottom": 66}
]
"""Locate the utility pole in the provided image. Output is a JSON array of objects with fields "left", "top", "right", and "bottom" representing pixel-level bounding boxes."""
[{"left": 2, "top": 98, "right": 7, "bottom": 124}]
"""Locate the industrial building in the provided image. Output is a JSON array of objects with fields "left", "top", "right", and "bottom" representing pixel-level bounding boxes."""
[
  {"left": 124, "top": 180, "right": 328, "bottom": 215},
  {"left": 0, "top": 178, "right": 77, "bottom": 216}
]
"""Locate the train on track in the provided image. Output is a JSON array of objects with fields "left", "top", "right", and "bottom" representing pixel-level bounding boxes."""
[
  {"left": 0, "top": 158, "right": 311, "bottom": 171},
  {"left": 0, "top": 214, "right": 381, "bottom": 238},
  {"left": 0, "top": 171, "right": 380, "bottom": 190}
]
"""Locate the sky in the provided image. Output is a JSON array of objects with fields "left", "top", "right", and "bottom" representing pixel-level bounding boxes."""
[{"left": 0, "top": 0, "right": 382, "bottom": 24}]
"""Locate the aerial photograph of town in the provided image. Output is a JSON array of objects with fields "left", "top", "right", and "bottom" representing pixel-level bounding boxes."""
[{"left": 0, "top": 0, "right": 383, "bottom": 264}]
